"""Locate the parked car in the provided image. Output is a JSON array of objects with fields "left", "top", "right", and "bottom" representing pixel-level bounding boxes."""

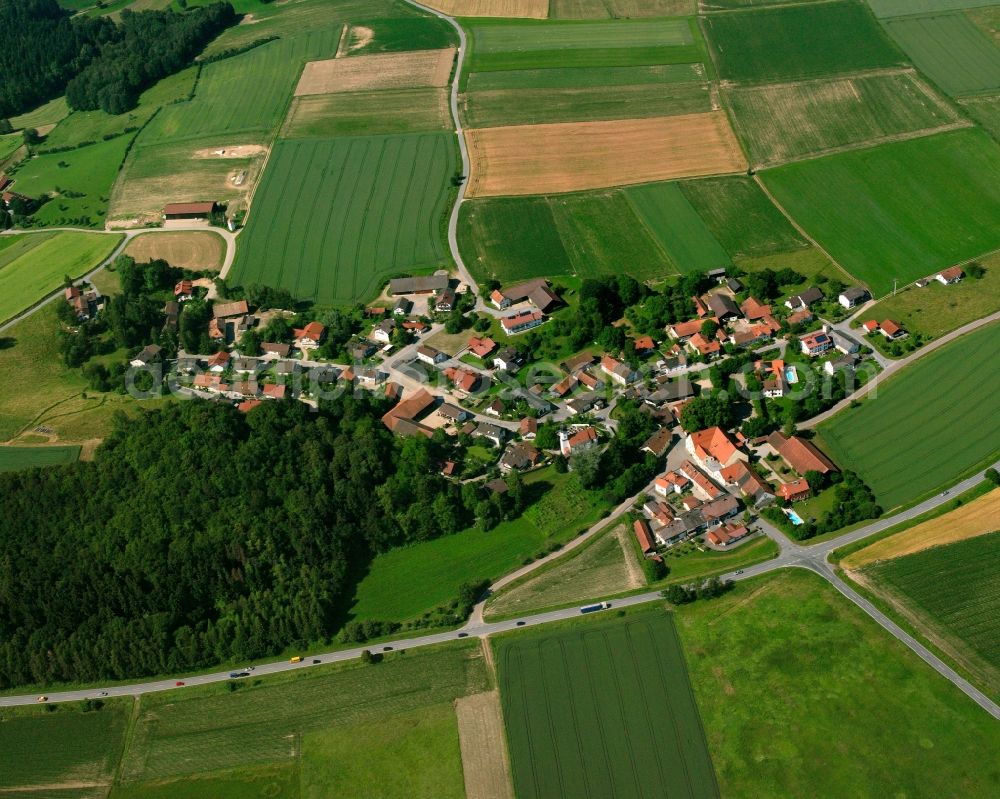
[
  {"left": 516, "top": 621, "right": 526, "bottom": 627},
  {"left": 36, "top": 695, "right": 47, "bottom": 703},
  {"left": 457, "top": 632, "right": 468, "bottom": 638},
  {"left": 312, "top": 659, "right": 321, "bottom": 664},
  {"left": 383, "top": 646, "right": 393, "bottom": 652},
  {"left": 175, "top": 681, "right": 185, "bottom": 687}
]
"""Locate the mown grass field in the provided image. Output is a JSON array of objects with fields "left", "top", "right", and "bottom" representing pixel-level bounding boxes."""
[
  {"left": 961, "top": 93, "right": 1000, "bottom": 139},
  {"left": 869, "top": 0, "right": 1000, "bottom": 17},
  {"left": 625, "top": 181, "right": 732, "bottom": 274},
  {"left": 0, "top": 132, "right": 22, "bottom": 164},
  {"left": 9, "top": 96, "right": 69, "bottom": 131},
  {"left": 0, "top": 702, "right": 130, "bottom": 792},
  {"left": 113, "top": 642, "right": 486, "bottom": 795},
  {"left": 485, "top": 524, "right": 639, "bottom": 619},
  {"left": 459, "top": 191, "right": 674, "bottom": 284},
  {"left": 283, "top": 89, "right": 451, "bottom": 138},
  {"left": 460, "top": 81, "right": 711, "bottom": 127},
  {"left": 703, "top": 1, "right": 905, "bottom": 83},
  {"left": 0, "top": 445, "right": 81, "bottom": 472},
  {"left": 762, "top": 129, "right": 1000, "bottom": 296},
  {"left": 465, "top": 63, "right": 706, "bottom": 90},
  {"left": 816, "top": 321, "right": 1000, "bottom": 510},
  {"left": 6, "top": 135, "right": 133, "bottom": 227},
  {"left": 678, "top": 175, "right": 808, "bottom": 259},
  {"left": 140, "top": 25, "right": 347, "bottom": 145},
  {"left": 884, "top": 12, "right": 1000, "bottom": 96},
  {"left": 230, "top": 132, "right": 454, "bottom": 305},
  {"left": 858, "top": 251, "right": 1000, "bottom": 339},
  {"left": 496, "top": 610, "right": 719, "bottom": 799},
  {"left": 550, "top": 0, "right": 695, "bottom": 16},
  {"left": 726, "top": 70, "right": 962, "bottom": 165},
  {"left": 349, "top": 467, "right": 611, "bottom": 623},
  {"left": 677, "top": 569, "right": 1000, "bottom": 797},
  {"left": 864, "top": 531, "right": 1000, "bottom": 676},
  {"left": 0, "top": 232, "right": 122, "bottom": 324},
  {"left": 465, "top": 17, "right": 707, "bottom": 72}
]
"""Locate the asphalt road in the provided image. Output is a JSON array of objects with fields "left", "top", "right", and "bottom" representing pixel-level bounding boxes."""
[{"left": 5, "top": 460, "right": 998, "bottom": 714}]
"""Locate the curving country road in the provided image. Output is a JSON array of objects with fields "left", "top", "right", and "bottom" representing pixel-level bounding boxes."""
[
  {"left": 0, "top": 225, "right": 236, "bottom": 334},
  {"left": 4, "top": 459, "right": 998, "bottom": 718}
]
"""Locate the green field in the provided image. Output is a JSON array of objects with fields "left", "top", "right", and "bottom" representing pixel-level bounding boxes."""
[
  {"left": 0, "top": 702, "right": 130, "bottom": 791},
  {"left": 344, "top": 14, "right": 458, "bottom": 54},
  {"left": 465, "top": 17, "right": 707, "bottom": 72},
  {"left": 816, "top": 321, "right": 1000, "bottom": 510},
  {"left": 460, "top": 81, "right": 711, "bottom": 127},
  {"left": 0, "top": 132, "right": 22, "bottom": 164},
  {"left": 140, "top": 25, "right": 346, "bottom": 145},
  {"left": 885, "top": 12, "right": 1000, "bottom": 96},
  {"left": 961, "top": 93, "right": 1000, "bottom": 138},
  {"left": 0, "top": 445, "right": 81, "bottom": 472},
  {"left": 869, "top": 0, "right": 1000, "bottom": 17},
  {"left": 677, "top": 568, "right": 1000, "bottom": 797},
  {"left": 551, "top": 0, "right": 696, "bottom": 16},
  {"left": 349, "top": 467, "right": 610, "bottom": 623},
  {"left": 678, "top": 175, "right": 808, "bottom": 259},
  {"left": 5, "top": 135, "right": 133, "bottom": 227},
  {"left": 864, "top": 531, "right": 1000, "bottom": 682},
  {"left": 625, "top": 181, "right": 732, "bottom": 274},
  {"left": 0, "top": 232, "right": 122, "bottom": 324},
  {"left": 496, "top": 610, "right": 719, "bottom": 799},
  {"left": 9, "top": 96, "right": 69, "bottom": 131},
  {"left": 283, "top": 89, "right": 451, "bottom": 138},
  {"left": 762, "top": 129, "right": 1000, "bottom": 296},
  {"left": 726, "top": 70, "right": 962, "bottom": 165},
  {"left": 465, "top": 63, "right": 706, "bottom": 91},
  {"left": 703, "top": 1, "right": 905, "bottom": 83},
  {"left": 40, "top": 67, "right": 198, "bottom": 153},
  {"left": 230, "top": 132, "right": 454, "bottom": 304},
  {"left": 459, "top": 191, "right": 675, "bottom": 284}
]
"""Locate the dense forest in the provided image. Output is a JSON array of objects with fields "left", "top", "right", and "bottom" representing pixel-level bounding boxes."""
[
  {"left": 0, "top": 0, "right": 235, "bottom": 118},
  {"left": 0, "top": 397, "right": 482, "bottom": 688}
]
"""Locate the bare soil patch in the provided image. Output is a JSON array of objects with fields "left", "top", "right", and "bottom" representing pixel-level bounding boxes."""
[
  {"left": 294, "top": 49, "right": 455, "bottom": 95},
  {"left": 842, "top": 489, "right": 1000, "bottom": 569},
  {"left": 191, "top": 144, "right": 268, "bottom": 159},
  {"left": 455, "top": 691, "right": 515, "bottom": 799},
  {"left": 465, "top": 112, "right": 746, "bottom": 197},
  {"left": 346, "top": 25, "right": 374, "bottom": 53},
  {"left": 421, "top": 0, "right": 548, "bottom": 18},
  {"left": 124, "top": 231, "right": 225, "bottom": 271}
]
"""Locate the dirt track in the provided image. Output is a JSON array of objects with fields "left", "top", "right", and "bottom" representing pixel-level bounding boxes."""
[
  {"left": 294, "top": 49, "right": 456, "bottom": 95},
  {"left": 465, "top": 112, "right": 747, "bottom": 197},
  {"left": 420, "top": 0, "right": 548, "bottom": 18}
]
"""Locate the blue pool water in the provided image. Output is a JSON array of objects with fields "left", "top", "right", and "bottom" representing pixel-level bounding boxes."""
[
  {"left": 785, "top": 366, "right": 799, "bottom": 384},
  {"left": 786, "top": 510, "right": 805, "bottom": 525}
]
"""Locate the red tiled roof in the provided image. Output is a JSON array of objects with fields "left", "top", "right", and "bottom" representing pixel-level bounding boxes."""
[
  {"left": 263, "top": 384, "right": 287, "bottom": 400},
  {"left": 689, "top": 426, "right": 739, "bottom": 466},
  {"left": 779, "top": 479, "right": 810, "bottom": 501},
  {"left": 633, "top": 519, "right": 656, "bottom": 554},
  {"left": 468, "top": 336, "right": 496, "bottom": 358},
  {"left": 740, "top": 296, "right": 772, "bottom": 320},
  {"left": 294, "top": 321, "right": 325, "bottom": 341}
]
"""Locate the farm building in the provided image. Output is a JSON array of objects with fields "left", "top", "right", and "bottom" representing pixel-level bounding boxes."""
[
  {"left": 388, "top": 275, "right": 450, "bottom": 295},
  {"left": 766, "top": 432, "right": 838, "bottom": 476},
  {"left": 381, "top": 388, "right": 436, "bottom": 438},
  {"left": 936, "top": 267, "right": 964, "bottom": 285},
  {"left": 838, "top": 287, "right": 869, "bottom": 308},
  {"left": 163, "top": 201, "right": 216, "bottom": 220},
  {"left": 501, "top": 309, "right": 544, "bottom": 335},
  {"left": 633, "top": 519, "right": 657, "bottom": 557},
  {"left": 785, "top": 286, "right": 824, "bottom": 311},
  {"left": 492, "top": 278, "right": 561, "bottom": 313},
  {"left": 560, "top": 426, "right": 598, "bottom": 457}
]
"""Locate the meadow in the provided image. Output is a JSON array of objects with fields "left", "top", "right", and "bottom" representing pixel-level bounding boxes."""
[
  {"left": 676, "top": 569, "right": 1000, "bottom": 797},
  {"left": 816, "top": 321, "right": 1000, "bottom": 510},
  {"left": 859, "top": 251, "right": 1000, "bottom": 339},
  {"left": 625, "top": 181, "right": 732, "bottom": 274},
  {"left": 961, "top": 93, "right": 1000, "bottom": 139},
  {"left": 0, "top": 132, "right": 22, "bottom": 164},
  {"left": 0, "top": 445, "right": 81, "bottom": 472},
  {"left": 678, "top": 175, "right": 808, "bottom": 259},
  {"left": 726, "top": 70, "right": 962, "bottom": 166},
  {"left": 869, "top": 0, "right": 1000, "bottom": 17},
  {"left": 761, "top": 129, "right": 1000, "bottom": 296},
  {"left": 229, "top": 132, "right": 455, "bottom": 305},
  {"left": 9, "top": 96, "right": 69, "bottom": 131},
  {"left": 465, "top": 63, "right": 706, "bottom": 91},
  {"left": 863, "top": 532, "right": 1000, "bottom": 689},
  {"left": 349, "top": 466, "right": 611, "bottom": 623},
  {"left": 703, "top": 1, "right": 905, "bottom": 83},
  {"left": 0, "top": 702, "right": 130, "bottom": 792},
  {"left": 496, "top": 610, "right": 719, "bottom": 799},
  {"left": 465, "top": 17, "right": 707, "bottom": 72},
  {"left": 884, "top": 13, "right": 1000, "bottom": 96},
  {"left": 115, "top": 642, "right": 486, "bottom": 795},
  {"left": 6, "top": 135, "right": 133, "bottom": 227},
  {"left": 283, "top": 89, "right": 451, "bottom": 138},
  {"left": 458, "top": 191, "right": 676, "bottom": 284},
  {"left": 0, "top": 232, "right": 122, "bottom": 325}
]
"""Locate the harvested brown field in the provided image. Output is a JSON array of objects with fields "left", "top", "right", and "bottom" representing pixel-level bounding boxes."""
[
  {"left": 124, "top": 231, "right": 225, "bottom": 271},
  {"left": 455, "top": 691, "right": 514, "bottom": 799},
  {"left": 842, "top": 489, "right": 1000, "bottom": 569},
  {"left": 421, "top": 0, "right": 548, "bottom": 17},
  {"left": 465, "top": 112, "right": 746, "bottom": 197},
  {"left": 294, "top": 49, "right": 455, "bottom": 96}
]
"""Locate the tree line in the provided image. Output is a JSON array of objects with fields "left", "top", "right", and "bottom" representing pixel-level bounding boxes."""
[
  {"left": 0, "top": 0, "right": 236, "bottom": 118},
  {"left": 0, "top": 396, "right": 502, "bottom": 688}
]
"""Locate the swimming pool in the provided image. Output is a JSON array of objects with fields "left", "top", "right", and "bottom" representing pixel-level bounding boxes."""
[
  {"left": 785, "top": 366, "right": 799, "bottom": 384},
  {"left": 785, "top": 509, "right": 805, "bottom": 525}
]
